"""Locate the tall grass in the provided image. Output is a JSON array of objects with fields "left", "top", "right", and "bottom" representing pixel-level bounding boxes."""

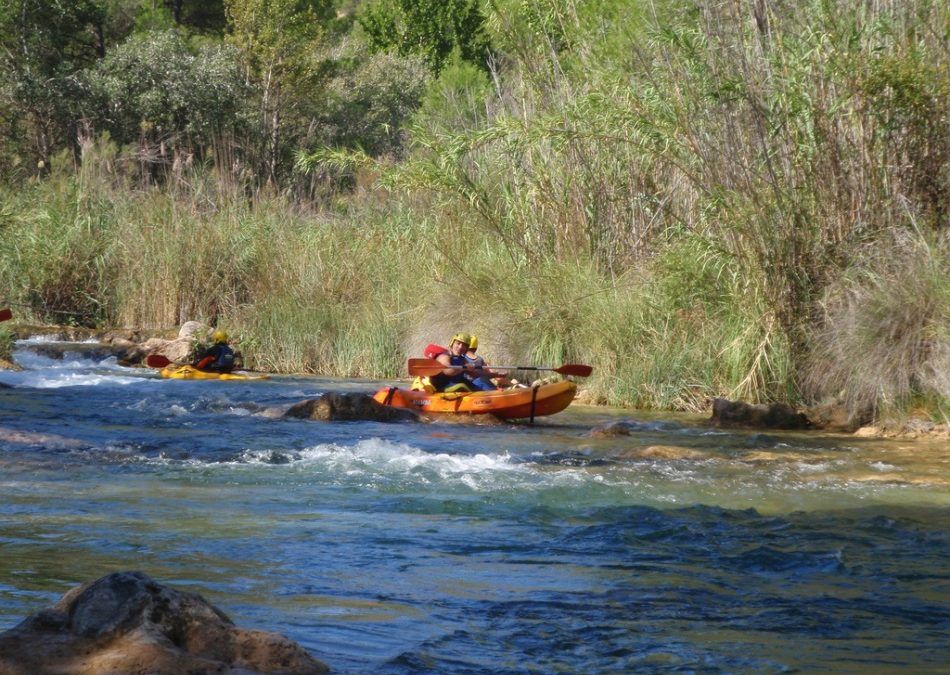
[
  {"left": 1, "top": 0, "right": 946, "bottom": 421},
  {"left": 0, "top": 136, "right": 435, "bottom": 377},
  {"left": 325, "top": 0, "right": 946, "bottom": 410},
  {"left": 804, "top": 228, "right": 950, "bottom": 423}
]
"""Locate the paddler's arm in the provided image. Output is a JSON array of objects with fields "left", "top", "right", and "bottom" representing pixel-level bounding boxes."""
[{"left": 435, "top": 352, "right": 464, "bottom": 376}]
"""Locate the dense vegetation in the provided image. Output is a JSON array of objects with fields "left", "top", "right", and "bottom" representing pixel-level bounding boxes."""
[{"left": 0, "top": 0, "right": 946, "bottom": 424}]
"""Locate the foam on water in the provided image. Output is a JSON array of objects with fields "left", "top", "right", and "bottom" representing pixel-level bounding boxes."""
[
  {"left": 154, "top": 437, "right": 542, "bottom": 490},
  {"left": 0, "top": 342, "right": 146, "bottom": 389}
]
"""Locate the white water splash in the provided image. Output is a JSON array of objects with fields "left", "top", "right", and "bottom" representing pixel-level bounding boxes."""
[{"left": 0, "top": 345, "right": 146, "bottom": 389}]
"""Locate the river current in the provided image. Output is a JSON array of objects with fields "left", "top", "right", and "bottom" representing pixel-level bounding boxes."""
[{"left": 0, "top": 338, "right": 947, "bottom": 672}]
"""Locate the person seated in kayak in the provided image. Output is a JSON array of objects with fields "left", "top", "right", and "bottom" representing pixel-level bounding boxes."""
[
  {"left": 192, "top": 329, "right": 236, "bottom": 373},
  {"left": 429, "top": 333, "right": 477, "bottom": 393},
  {"left": 463, "top": 335, "right": 503, "bottom": 391}
]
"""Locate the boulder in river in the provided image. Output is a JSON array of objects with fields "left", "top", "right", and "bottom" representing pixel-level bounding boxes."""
[
  {"left": 588, "top": 420, "right": 647, "bottom": 438},
  {"left": 710, "top": 397, "right": 811, "bottom": 430},
  {"left": 0, "top": 570, "right": 328, "bottom": 674},
  {"left": 285, "top": 392, "right": 420, "bottom": 422}
]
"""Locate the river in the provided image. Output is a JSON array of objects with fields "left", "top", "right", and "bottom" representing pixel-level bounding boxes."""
[{"left": 1, "top": 337, "right": 947, "bottom": 672}]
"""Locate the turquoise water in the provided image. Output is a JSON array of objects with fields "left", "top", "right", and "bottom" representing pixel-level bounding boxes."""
[{"left": 1, "top": 339, "right": 948, "bottom": 672}]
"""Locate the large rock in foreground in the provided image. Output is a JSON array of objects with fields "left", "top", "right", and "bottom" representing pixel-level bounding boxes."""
[{"left": 0, "top": 571, "right": 327, "bottom": 674}]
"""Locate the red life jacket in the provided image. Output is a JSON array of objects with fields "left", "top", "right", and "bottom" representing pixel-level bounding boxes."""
[{"left": 424, "top": 343, "right": 448, "bottom": 359}]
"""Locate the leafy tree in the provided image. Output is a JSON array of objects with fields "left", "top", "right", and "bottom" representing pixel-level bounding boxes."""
[
  {"left": 357, "top": 0, "right": 490, "bottom": 73},
  {"left": 315, "top": 48, "right": 429, "bottom": 157},
  {"left": 0, "top": 0, "right": 108, "bottom": 168},
  {"left": 164, "top": 0, "right": 227, "bottom": 33},
  {"left": 415, "top": 48, "right": 491, "bottom": 133},
  {"left": 84, "top": 31, "right": 249, "bottom": 149},
  {"left": 226, "top": 0, "right": 335, "bottom": 182}
]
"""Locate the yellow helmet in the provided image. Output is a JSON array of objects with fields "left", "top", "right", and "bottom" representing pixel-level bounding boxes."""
[
  {"left": 450, "top": 332, "right": 472, "bottom": 347},
  {"left": 212, "top": 329, "right": 228, "bottom": 344},
  {"left": 468, "top": 335, "right": 478, "bottom": 350}
]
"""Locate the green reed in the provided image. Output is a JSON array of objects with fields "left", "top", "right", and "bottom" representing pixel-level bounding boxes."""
[{"left": 0, "top": 0, "right": 945, "bottom": 421}]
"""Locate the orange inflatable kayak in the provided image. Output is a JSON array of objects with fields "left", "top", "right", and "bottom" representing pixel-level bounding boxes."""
[{"left": 372, "top": 380, "right": 577, "bottom": 420}]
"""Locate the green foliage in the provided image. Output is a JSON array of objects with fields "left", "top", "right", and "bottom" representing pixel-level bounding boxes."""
[
  {"left": 0, "top": 154, "right": 115, "bottom": 326},
  {"left": 0, "top": 326, "right": 11, "bottom": 363},
  {"left": 358, "top": 0, "right": 490, "bottom": 72},
  {"left": 164, "top": 0, "right": 228, "bottom": 33},
  {"left": 415, "top": 48, "right": 492, "bottom": 132},
  {"left": 0, "top": 0, "right": 946, "bottom": 424},
  {"left": 226, "top": 0, "right": 335, "bottom": 181},
  {"left": 312, "top": 46, "right": 429, "bottom": 157},
  {"left": 83, "top": 31, "right": 249, "bottom": 147},
  {"left": 0, "top": 0, "right": 107, "bottom": 164}
]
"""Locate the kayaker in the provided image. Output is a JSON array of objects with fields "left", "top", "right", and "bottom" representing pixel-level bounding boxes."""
[
  {"left": 192, "top": 329, "right": 236, "bottom": 373},
  {"left": 429, "top": 333, "right": 475, "bottom": 392},
  {"left": 463, "top": 335, "right": 499, "bottom": 391}
]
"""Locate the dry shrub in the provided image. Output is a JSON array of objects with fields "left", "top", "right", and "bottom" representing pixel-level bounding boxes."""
[{"left": 804, "top": 228, "right": 949, "bottom": 420}]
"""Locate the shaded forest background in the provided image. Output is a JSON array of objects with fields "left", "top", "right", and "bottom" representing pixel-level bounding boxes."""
[{"left": 0, "top": 0, "right": 946, "bottom": 424}]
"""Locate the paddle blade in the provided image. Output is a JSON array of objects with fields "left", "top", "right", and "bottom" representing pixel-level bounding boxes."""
[
  {"left": 145, "top": 354, "right": 171, "bottom": 368},
  {"left": 0, "top": 308, "right": 11, "bottom": 322},
  {"left": 407, "top": 357, "right": 446, "bottom": 377},
  {"left": 553, "top": 364, "right": 593, "bottom": 377},
  {"left": 408, "top": 357, "right": 592, "bottom": 378}
]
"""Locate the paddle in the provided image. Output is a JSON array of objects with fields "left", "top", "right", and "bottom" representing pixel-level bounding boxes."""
[
  {"left": 0, "top": 308, "right": 11, "bottom": 322},
  {"left": 145, "top": 354, "right": 172, "bottom": 368},
  {"left": 407, "top": 357, "right": 592, "bottom": 378}
]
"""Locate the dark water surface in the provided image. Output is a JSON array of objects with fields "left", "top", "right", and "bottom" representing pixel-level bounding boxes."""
[{"left": 1, "top": 339, "right": 948, "bottom": 672}]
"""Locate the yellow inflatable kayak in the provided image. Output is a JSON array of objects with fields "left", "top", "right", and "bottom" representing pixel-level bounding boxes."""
[
  {"left": 159, "top": 365, "right": 269, "bottom": 381},
  {"left": 373, "top": 380, "right": 576, "bottom": 420}
]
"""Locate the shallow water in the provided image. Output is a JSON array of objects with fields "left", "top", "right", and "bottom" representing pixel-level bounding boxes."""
[{"left": 0, "top": 339, "right": 948, "bottom": 672}]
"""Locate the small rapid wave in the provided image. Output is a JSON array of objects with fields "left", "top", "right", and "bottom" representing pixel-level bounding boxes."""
[
  {"left": 0, "top": 343, "right": 145, "bottom": 389},
  {"left": 153, "top": 438, "right": 544, "bottom": 492}
]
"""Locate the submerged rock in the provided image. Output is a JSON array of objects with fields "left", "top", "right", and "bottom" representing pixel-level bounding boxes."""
[
  {"left": 0, "top": 571, "right": 328, "bottom": 674},
  {"left": 612, "top": 445, "right": 709, "bottom": 461},
  {"left": 0, "top": 426, "right": 86, "bottom": 450},
  {"left": 285, "top": 392, "right": 419, "bottom": 422},
  {"left": 710, "top": 397, "right": 811, "bottom": 430},
  {"left": 588, "top": 421, "right": 646, "bottom": 438}
]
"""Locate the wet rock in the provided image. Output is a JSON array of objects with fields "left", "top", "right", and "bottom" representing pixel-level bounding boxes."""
[
  {"left": 418, "top": 411, "right": 506, "bottom": 425},
  {"left": 854, "top": 420, "right": 950, "bottom": 440},
  {"left": 804, "top": 399, "right": 872, "bottom": 433},
  {"left": 612, "top": 445, "right": 708, "bottom": 460},
  {"left": 285, "top": 392, "right": 419, "bottom": 422},
  {"left": 741, "top": 450, "right": 811, "bottom": 463},
  {"left": 0, "top": 426, "right": 86, "bottom": 450},
  {"left": 0, "top": 570, "right": 328, "bottom": 674},
  {"left": 589, "top": 421, "right": 645, "bottom": 438},
  {"left": 710, "top": 397, "right": 811, "bottom": 430}
]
